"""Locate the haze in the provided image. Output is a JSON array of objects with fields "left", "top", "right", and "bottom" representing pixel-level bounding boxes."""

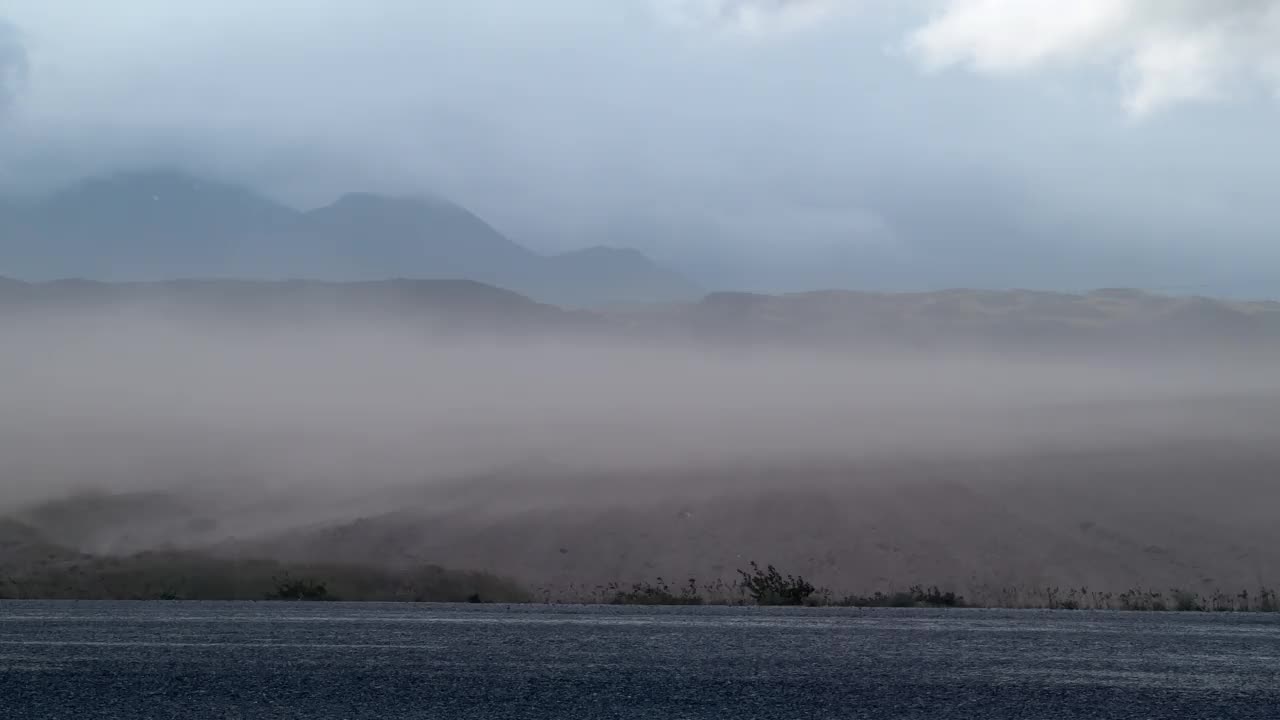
[
  {"left": 4, "top": 314, "right": 1275, "bottom": 505},
  {"left": 4, "top": 301, "right": 1280, "bottom": 595}
]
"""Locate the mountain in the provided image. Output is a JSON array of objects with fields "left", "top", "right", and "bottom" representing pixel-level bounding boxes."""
[
  {"left": 2, "top": 172, "right": 296, "bottom": 278},
  {"left": 280, "top": 192, "right": 539, "bottom": 281},
  {"left": 542, "top": 246, "right": 699, "bottom": 307},
  {"left": 0, "top": 171, "right": 700, "bottom": 307}
]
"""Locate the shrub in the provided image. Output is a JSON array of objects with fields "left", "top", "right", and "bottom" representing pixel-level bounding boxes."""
[
  {"left": 1171, "top": 589, "right": 1202, "bottom": 612},
  {"left": 887, "top": 591, "right": 916, "bottom": 608},
  {"left": 737, "top": 563, "right": 815, "bottom": 606},
  {"left": 611, "top": 578, "right": 703, "bottom": 606},
  {"left": 838, "top": 585, "right": 965, "bottom": 608},
  {"left": 912, "top": 585, "right": 965, "bottom": 607},
  {"left": 272, "top": 576, "right": 333, "bottom": 601}
]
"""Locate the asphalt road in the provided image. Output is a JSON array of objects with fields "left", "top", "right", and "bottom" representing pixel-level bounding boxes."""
[{"left": 2, "top": 601, "right": 1278, "bottom": 719}]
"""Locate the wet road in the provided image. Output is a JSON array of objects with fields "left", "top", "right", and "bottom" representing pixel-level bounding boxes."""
[{"left": 2, "top": 601, "right": 1278, "bottom": 719}]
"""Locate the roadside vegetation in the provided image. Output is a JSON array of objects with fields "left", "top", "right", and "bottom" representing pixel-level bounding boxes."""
[
  {"left": 608, "top": 578, "right": 704, "bottom": 606},
  {"left": 553, "top": 564, "right": 1280, "bottom": 612},
  {"left": 964, "top": 585, "right": 1280, "bottom": 613},
  {"left": 2, "top": 523, "right": 1278, "bottom": 611},
  {"left": 0, "top": 543, "right": 529, "bottom": 603}
]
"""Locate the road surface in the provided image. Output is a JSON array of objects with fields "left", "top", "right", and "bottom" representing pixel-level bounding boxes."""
[{"left": 2, "top": 601, "right": 1278, "bottom": 718}]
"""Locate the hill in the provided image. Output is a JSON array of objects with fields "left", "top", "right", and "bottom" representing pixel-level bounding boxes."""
[
  {"left": 5, "top": 276, "right": 1280, "bottom": 350},
  {"left": 615, "top": 287, "right": 1280, "bottom": 350},
  {"left": 0, "top": 506, "right": 526, "bottom": 602},
  {"left": 0, "top": 276, "right": 602, "bottom": 335}
]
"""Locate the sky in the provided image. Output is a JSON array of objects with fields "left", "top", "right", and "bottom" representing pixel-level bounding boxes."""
[{"left": 1, "top": 1, "right": 1278, "bottom": 295}]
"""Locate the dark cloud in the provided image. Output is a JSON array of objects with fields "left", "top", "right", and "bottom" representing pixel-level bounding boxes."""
[
  {"left": 0, "top": 2, "right": 1278, "bottom": 296},
  {"left": 0, "top": 21, "right": 26, "bottom": 113}
]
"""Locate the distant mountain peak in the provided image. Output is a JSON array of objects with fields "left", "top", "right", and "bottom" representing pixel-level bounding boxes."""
[{"left": 317, "top": 190, "right": 498, "bottom": 223}]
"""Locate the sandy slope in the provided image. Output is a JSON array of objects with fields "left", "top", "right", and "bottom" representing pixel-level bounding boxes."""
[{"left": 231, "top": 438, "right": 1280, "bottom": 599}]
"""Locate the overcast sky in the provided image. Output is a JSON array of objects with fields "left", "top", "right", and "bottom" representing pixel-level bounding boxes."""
[{"left": 2, "top": 1, "right": 1279, "bottom": 294}]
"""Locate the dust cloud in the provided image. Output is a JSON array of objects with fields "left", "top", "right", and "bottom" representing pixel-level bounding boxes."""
[{"left": 3, "top": 308, "right": 1280, "bottom": 593}]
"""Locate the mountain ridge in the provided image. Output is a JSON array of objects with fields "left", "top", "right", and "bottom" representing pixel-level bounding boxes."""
[{"left": 0, "top": 170, "right": 700, "bottom": 307}]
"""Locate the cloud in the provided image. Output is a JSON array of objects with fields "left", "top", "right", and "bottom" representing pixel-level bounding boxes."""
[
  {"left": 909, "top": 0, "right": 1280, "bottom": 114},
  {"left": 653, "top": 0, "right": 846, "bottom": 34},
  {"left": 2, "top": 0, "right": 1280, "bottom": 296},
  {"left": 0, "top": 20, "right": 27, "bottom": 114}
]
